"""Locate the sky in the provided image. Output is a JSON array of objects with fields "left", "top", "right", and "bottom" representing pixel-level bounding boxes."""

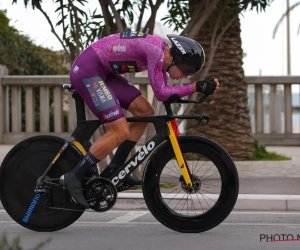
[{"left": 1, "top": 0, "right": 300, "bottom": 77}]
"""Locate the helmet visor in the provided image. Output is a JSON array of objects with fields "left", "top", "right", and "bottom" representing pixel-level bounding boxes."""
[{"left": 175, "top": 63, "right": 199, "bottom": 76}]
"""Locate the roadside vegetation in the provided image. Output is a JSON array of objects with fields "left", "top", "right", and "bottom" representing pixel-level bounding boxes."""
[{"left": 247, "top": 140, "right": 291, "bottom": 161}]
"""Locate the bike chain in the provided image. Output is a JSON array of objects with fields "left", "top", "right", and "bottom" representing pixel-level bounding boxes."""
[{"left": 47, "top": 205, "right": 99, "bottom": 213}]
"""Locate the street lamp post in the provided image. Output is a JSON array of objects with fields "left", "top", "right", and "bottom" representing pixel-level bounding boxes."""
[
  {"left": 287, "top": 0, "right": 291, "bottom": 75},
  {"left": 285, "top": 0, "right": 293, "bottom": 134}
]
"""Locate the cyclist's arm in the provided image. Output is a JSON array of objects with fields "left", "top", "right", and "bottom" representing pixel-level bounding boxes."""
[
  {"left": 147, "top": 47, "right": 195, "bottom": 102},
  {"left": 162, "top": 70, "right": 197, "bottom": 93}
]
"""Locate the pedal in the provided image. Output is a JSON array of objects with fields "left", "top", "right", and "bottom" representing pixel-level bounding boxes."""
[{"left": 117, "top": 183, "right": 130, "bottom": 192}]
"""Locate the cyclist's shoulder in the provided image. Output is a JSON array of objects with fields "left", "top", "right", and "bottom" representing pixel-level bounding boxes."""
[{"left": 93, "top": 32, "right": 165, "bottom": 46}]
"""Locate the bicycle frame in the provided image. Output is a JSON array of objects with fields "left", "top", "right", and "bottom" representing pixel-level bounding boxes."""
[
  {"left": 0, "top": 84, "right": 240, "bottom": 234},
  {"left": 39, "top": 90, "right": 210, "bottom": 187},
  {"left": 105, "top": 115, "right": 192, "bottom": 186}
]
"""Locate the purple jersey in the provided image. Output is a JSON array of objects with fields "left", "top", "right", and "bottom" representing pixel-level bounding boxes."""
[{"left": 90, "top": 31, "right": 194, "bottom": 101}]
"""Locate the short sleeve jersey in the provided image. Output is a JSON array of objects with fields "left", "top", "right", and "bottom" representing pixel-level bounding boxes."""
[{"left": 90, "top": 31, "right": 194, "bottom": 101}]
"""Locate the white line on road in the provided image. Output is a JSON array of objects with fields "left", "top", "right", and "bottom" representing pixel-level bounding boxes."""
[
  {"left": 107, "top": 211, "right": 149, "bottom": 224},
  {"left": 222, "top": 223, "right": 300, "bottom": 226},
  {"left": 1, "top": 220, "right": 300, "bottom": 227},
  {"left": 68, "top": 222, "right": 300, "bottom": 227},
  {"left": 65, "top": 222, "right": 300, "bottom": 227},
  {"left": 1, "top": 209, "right": 300, "bottom": 215},
  {"left": 231, "top": 211, "right": 300, "bottom": 215}
]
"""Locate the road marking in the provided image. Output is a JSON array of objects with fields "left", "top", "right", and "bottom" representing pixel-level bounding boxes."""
[
  {"left": 0, "top": 220, "right": 300, "bottom": 227},
  {"left": 1, "top": 209, "right": 300, "bottom": 215},
  {"left": 221, "top": 223, "right": 300, "bottom": 226},
  {"left": 72, "top": 224, "right": 138, "bottom": 227},
  {"left": 231, "top": 211, "right": 300, "bottom": 215},
  {"left": 71, "top": 222, "right": 300, "bottom": 227},
  {"left": 107, "top": 211, "right": 148, "bottom": 224}
]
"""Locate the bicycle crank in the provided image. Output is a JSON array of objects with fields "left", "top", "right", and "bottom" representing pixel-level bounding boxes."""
[{"left": 85, "top": 177, "right": 118, "bottom": 212}]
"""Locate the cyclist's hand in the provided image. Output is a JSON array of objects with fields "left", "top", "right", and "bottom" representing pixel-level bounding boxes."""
[{"left": 196, "top": 78, "right": 219, "bottom": 95}]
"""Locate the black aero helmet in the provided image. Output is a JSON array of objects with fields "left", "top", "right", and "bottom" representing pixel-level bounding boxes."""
[{"left": 166, "top": 34, "right": 205, "bottom": 76}]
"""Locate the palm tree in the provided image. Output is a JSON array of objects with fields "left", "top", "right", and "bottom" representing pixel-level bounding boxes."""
[{"left": 186, "top": 2, "right": 254, "bottom": 160}]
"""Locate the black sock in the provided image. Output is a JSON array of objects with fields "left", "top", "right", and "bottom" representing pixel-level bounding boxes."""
[
  {"left": 71, "top": 151, "right": 100, "bottom": 180},
  {"left": 108, "top": 140, "right": 137, "bottom": 171}
]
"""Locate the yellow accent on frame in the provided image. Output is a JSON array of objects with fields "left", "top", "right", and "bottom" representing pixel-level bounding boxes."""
[
  {"left": 72, "top": 141, "right": 87, "bottom": 155},
  {"left": 51, "top": 153, "right": 60, "bottom": 164},
  {"left": 51, "top": 141, "right": 86, "bottom": 164},
  {"left": 167, "top": 122, "right": 192, "bottom": 186}
]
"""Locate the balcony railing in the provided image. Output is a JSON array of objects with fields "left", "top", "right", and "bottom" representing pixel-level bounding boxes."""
[{"left": 0, "top": 71, "right": 299, "bottom": 145}]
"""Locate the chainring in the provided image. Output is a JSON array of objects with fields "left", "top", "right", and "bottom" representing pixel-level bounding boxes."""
[{"left": 85, "top": 177, "right": 117, "bottom": 212}]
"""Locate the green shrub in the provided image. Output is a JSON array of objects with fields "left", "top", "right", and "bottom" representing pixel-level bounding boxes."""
[
  {"left": 247, "top": 140, "right": 291, "bottom": 161},
  {"left": 0, "top": 9, "right": 69, "bottom": 75}
]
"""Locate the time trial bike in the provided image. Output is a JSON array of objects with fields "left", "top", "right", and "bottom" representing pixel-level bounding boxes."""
[{"left": 0, "top": 83, "right": 239, "bottom": 233}]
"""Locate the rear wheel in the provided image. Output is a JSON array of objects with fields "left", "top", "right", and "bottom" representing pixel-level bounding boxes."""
[
  {"left": 142, "top": 136, "right": 239, "bottom": 233},
  {"left": 0, "top": 136, "right": 84, "bottom": 232}
]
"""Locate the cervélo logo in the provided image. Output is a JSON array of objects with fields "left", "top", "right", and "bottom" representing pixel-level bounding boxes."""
[{"left": 111, "top": 141, "right": 155, "bottom": 185}]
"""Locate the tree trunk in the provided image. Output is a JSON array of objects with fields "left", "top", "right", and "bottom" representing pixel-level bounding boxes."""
[{"left": 187, "top": 16, "right": 254, "bottom": 160}]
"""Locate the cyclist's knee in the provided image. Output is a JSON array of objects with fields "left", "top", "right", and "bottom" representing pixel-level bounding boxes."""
[
  {"left": 105, "top": 119, "right": 130, "bottom": 144},
  {"left": 136, "top": 103, "right": 154, "bottom": 116},
  {"left": 143, "top": 104, "right": 155, "bottom": 116},
  {"left": 129, "top": 98, "right": 155, "bottom": 116},
  {"left": 115, "top": 129, "right": 130, "bottom": 144}
]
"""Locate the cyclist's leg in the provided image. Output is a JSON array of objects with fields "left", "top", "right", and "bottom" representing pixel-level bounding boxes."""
[
  {"left": 126, "top": 95, "right": 155, "bottom": 140},
  {"left": 107, "top": 74, "right": 155, "bottom": 141},
  {"left": 103, "top": 75, "right": 155, "bottom": 184},
  {"left": 61, "top": 83, "right": 129, "bottom": 206},
  {"left": 60, "top": 48, "right": 130, "bottom": 208}
]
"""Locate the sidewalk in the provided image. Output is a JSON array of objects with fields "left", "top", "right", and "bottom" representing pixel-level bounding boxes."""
[{"left": 0, "top": 145, "right": 300, "bottom": 211}]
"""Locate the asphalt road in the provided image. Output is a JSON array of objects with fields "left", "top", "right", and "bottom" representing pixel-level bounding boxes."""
[{"left": 1, "top": 210, "right": 300, "bottom": 250}]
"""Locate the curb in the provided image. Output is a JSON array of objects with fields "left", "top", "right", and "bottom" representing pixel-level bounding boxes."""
[
  {"left": 113, "top": 193, "right": 300, "bottom": 211},
  {"left": 1, "top": 194, "right": 300, "bottom": 211}
]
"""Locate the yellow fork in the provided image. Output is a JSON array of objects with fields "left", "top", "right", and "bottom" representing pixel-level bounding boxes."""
[{"left": 167, "top": 121, "right": 192, "bottom": 186}]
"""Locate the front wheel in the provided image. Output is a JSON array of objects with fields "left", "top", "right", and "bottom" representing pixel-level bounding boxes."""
[{"left": 142, "top": 136, "right": 239, "bottom": 233}]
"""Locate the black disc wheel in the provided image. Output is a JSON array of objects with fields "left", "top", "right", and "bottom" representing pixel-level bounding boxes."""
[
  {"left": 0, "top": 136, "right": 85, "bottom": 232},
  {"left": 142, "top": 136, "right": 239, "bottom": 233}
]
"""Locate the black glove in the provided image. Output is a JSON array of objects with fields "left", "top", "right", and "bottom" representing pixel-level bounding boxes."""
[{"left": 196, "top": 78, "right": 217, "bottom": 95}]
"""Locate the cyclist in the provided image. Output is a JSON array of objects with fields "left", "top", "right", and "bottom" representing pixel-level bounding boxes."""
[{"left": 60, "top": 31, "right": 219, "bottom": 208}]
